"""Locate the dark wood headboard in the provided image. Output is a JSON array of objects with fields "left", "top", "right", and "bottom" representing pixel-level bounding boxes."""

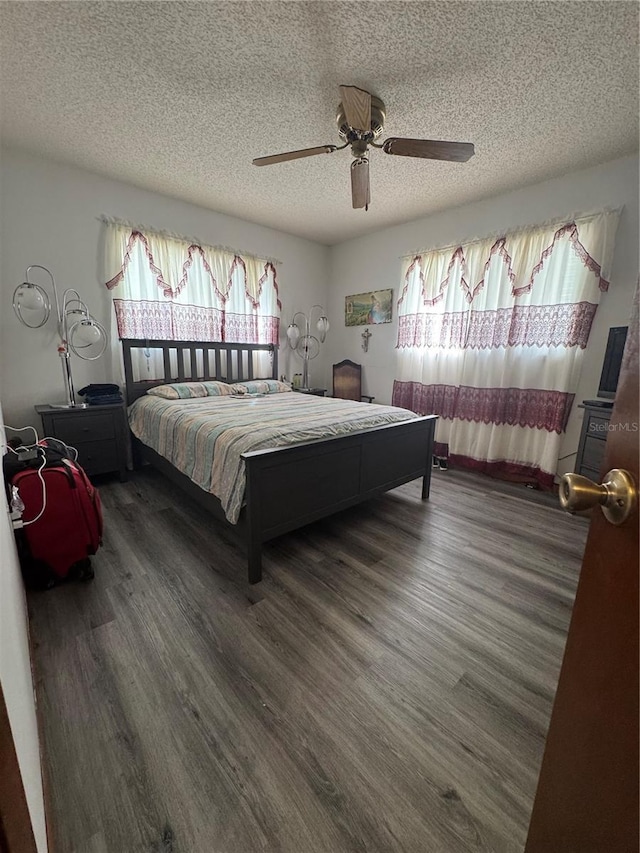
[{"left": 122, "top": 339, "right": 279, "bottom": 403}]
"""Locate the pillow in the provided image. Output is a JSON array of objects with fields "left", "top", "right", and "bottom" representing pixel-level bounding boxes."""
[
  {"left": 231, "top": 380, "right": 292, "bottom": 395},
  {"left": 201, "top": 381, "right": 236, "bottom": 397},
  {"left": 147, "top": 381, "right": 233, "bottom": 399}
]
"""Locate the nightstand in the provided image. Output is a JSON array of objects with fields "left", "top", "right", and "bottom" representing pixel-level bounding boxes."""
[
  {"left": 35, "top": 404, "right": 128, "bottom": 481},
  {"left": 575, "top": 402, "right": 612, "bottom": 479},
  {"left": 293, "top": 388, "right": 326, "bottom": 397}
]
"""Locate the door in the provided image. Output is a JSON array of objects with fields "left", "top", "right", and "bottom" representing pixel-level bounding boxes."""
[
  {"left": 525, "top": 287, "right": 639, "bottom": 852},
  {"left": 0, "top": 681, "right": 38, "bottom": 852}
]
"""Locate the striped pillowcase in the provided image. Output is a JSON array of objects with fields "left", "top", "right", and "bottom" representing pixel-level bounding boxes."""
[
  {"left": 231, "top": 380, "right": 292, "bottom": 395},
  {"left": 147, "top": 381, "right": 234, "bottom": 399}
]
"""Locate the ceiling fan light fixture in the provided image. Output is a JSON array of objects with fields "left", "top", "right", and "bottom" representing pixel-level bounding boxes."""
[{"left": 350, "top": 157, "right": 370, "bottom": 210}]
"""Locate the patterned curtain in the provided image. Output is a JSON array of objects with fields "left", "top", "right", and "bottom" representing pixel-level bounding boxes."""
[
  {"left": 101, "top": 219, "right": 281, "bottom": 345},
  {"left": 392, "top": 210, "right": 620, "bottom": 487}
]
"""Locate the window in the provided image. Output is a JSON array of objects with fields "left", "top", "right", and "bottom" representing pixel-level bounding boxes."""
[
  {"left": 393, "top": 211, "right": 619, "bottom": 486},
  {"left": 100, "top": 218, "right": 281, "bottom": 380}
]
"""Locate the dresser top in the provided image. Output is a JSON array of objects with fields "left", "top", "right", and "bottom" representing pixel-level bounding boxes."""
[{"left": 35, "top": 403, "right": 125, "bottom": 414}]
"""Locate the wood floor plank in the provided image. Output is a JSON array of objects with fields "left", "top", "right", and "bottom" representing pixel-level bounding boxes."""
[{"left": 28, "top": 467, "right": 588, "bottom": 852}]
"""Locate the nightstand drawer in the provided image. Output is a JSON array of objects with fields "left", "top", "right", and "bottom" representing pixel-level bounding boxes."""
[
  {"left": 581, "top": 435, "right": 606, "bottom": 473},
  {"left": 73, "top": 440, "right": 119, "bottom": 476},
  {"left": 576, "top": 403, "right": 613, "bottom": 479},
  {"left": 586, "top": 415, "right": 611, "bottom": 437},
  {"left": 50, "top": 412, "right": 117, "bottom": 444}
]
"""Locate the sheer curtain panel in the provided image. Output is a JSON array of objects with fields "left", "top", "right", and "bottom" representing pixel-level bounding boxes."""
[
  {"left": 393, "top": 211, "right": 619, "bottom": 487},
  {"left": 100, "top": 219, "right": 281, "bottom": 380}
]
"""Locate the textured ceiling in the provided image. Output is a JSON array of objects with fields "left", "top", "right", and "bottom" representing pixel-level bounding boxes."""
[{"left": 1, "top": 1, "right": 637, "bottom": 245}]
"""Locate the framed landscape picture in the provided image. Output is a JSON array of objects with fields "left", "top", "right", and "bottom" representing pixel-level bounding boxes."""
[{"left": 345, "top": 289, "right": 393, "bottom": 326}]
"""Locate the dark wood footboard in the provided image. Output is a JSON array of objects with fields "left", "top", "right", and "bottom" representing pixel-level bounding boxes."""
[
  {"left": 133, "top": 415, "right": 436, "bottom": 583},
  {"left": 242, "top": 415, "right": 436, "bottom": 582}
]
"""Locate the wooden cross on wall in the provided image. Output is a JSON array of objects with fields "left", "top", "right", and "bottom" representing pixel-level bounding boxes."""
[{"left": 361, "top": 328, "right": 372, "bottom": 352}]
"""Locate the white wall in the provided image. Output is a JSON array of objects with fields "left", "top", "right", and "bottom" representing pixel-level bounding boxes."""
[
  {"left": 0, "top": 410, "right": 48, "bottom": 852},
  {"left": 0, "top": 148, "right": 330, "bottom": 428},
  {"left": 324, "top": 155, "right": 639, "bottom": 478}
]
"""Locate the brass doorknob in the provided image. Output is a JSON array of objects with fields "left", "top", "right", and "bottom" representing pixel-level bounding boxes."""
[{"left": 559, "top": 469, "right": 637, "bottom": 525}]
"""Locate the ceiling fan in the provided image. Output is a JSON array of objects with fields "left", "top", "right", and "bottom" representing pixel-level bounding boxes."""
[{"left": 252, "top": 85, "right": 475, "bottom": 211}]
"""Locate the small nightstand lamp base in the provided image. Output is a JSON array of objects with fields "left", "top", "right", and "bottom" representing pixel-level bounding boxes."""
[{"left": 49, "top": 401, "right": 89, "bottom": 410}]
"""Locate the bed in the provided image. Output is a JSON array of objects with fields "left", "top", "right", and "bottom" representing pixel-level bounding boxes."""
[{"left": 123, "top": 339, "right": 437, "bottom": 583}]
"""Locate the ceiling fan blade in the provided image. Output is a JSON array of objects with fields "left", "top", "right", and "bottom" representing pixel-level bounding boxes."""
[
  {"left": 339, "top": 85, "right": 372, "bottom": 133},
  {"left": 382, "top": 138, "right": 475, "bottom": 162},
  {"left": 253, "top": 145, "right": 337, "bottom": 166},
  {"left": 351, "top": 158, "right": 370, "bottom": 210}
]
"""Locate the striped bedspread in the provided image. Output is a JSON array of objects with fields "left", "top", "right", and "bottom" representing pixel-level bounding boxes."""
[{"left": 128, "top": 392, "right": 417, "bottom": 523}]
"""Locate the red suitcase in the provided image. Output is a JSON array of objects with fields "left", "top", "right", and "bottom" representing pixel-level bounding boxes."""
[{"left": 13, "top": 458, "right": 103, "bottom": 581}]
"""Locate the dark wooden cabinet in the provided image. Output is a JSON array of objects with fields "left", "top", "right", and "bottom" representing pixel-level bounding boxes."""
[
  {"left": 575, "top": 403, "right": 612, "bottom": 479},
  {"left": 35, "top": 404, "right": 128, "bottom": 481}
]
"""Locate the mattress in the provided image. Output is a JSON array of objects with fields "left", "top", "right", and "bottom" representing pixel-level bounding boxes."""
[{"left": 128, "top": 392, "right": 417, "bottom": 523}]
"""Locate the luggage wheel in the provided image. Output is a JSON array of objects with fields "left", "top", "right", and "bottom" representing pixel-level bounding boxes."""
[{"left": 71, "top": 558, "right": 95, "bottom": 582}]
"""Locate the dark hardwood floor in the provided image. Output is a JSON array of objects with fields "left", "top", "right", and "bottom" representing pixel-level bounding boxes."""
[{"left": 28, "top": 468, "right": 588, "bottom": 853}]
